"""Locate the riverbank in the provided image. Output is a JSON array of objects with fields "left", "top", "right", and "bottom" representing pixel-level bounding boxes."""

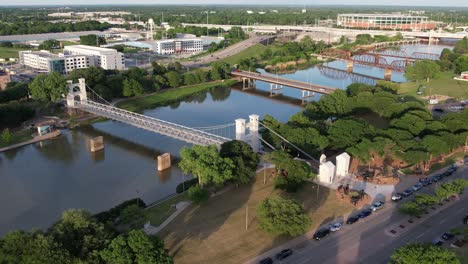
[
  {"left": 0, "top": 130, "right": 61, "bottom": 152},
  {"left": 116, "top": 79, "right": 238, "bottom": 113},
  {"left": 399, "top": 71, "right": 468, "bottom": 100}
]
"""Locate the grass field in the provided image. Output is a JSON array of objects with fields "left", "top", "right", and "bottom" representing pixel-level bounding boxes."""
[
  {"left": 145, "top": 193, "right": 189, "bottom": 227},
  {"left": 399, "top": 71, "right": 468, "bottom": 100},
  {"left": 217, "top": 44, "right": 269, "bottom": 66},
  {"left": 0, "top": 47, "right": 27, "bottom": 59},
  {"left": 116, "top": 80, "right": 237, "bottom": 112},
  {"left": 159, "top": 169, "right": 354, "bottom": 264},
  {"left": 0, "top": 128, "right": 33, "bottom": 148}
]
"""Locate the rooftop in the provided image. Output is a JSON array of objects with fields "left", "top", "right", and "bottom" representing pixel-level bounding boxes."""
[
  {"left": 338, "top": 13, "right": 428, "bottom": 18},
  {"left": 65, "top": 45, "right": 119, "bottom": 53}
]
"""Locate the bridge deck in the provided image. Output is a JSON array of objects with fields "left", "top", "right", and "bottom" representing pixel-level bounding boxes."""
[
  {"left": 76, "top": 100, "right": 229, "bottom": 146},
  {"left": 231, "top": 70, "right": 336, "bottom": 94}
]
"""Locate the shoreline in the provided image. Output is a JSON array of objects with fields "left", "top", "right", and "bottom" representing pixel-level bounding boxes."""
[{"left": 0, "top": 130, "right": 61, "bottom": 153}]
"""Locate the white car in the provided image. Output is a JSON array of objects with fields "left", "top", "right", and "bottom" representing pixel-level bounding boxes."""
[
  {"left": 330, "top": 223, "right": 342, "bottom": 232},
  {"left": 391, "top": 194, "right": 402, "bottom": 201},
  {"left": 371, "top": 201, "right": 385, "bottom": 211}
]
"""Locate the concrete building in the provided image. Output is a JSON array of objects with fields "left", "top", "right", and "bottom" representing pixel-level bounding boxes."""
[
  {"left": 64, "top": 45, "right": 124, "bottom": 70},
  {"left": 319, "top": 161, "right": 336, "bottom": 184},
  {"left": 335, "top": 152, "right": 351, "bottom": 178},
  {"left": 337, "top": 13, "right": 436, "bottom": 31},
  {"left": 0, "top": 70, "right": 11, "bottom": 90},
  {"left": 154, "top": 39, "right": 203, "bottom": 55},
  {"left": 19, "top": 50, "right": 93, "bottom": 74}
]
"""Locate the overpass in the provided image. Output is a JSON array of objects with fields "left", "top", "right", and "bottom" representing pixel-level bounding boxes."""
[{"left": 231, "top": 70, "right": 336, "bottom": 102}]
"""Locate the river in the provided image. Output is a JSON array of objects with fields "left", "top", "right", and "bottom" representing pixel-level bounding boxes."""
[{"left": 0, "top": 43, "right": 452, "bottom": 236}]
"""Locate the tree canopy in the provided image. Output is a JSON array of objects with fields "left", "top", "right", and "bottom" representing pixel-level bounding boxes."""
[
  {"left": 404, "top": 60, "right": 441, "bottom": 83},
  {"left": 219, "top": 140, "right": 259, "bottom": 184},
  {"left": 390, "top": 243, "right": 460, "bottom": 264},
  {"left": 256, "top": 196, "right": 311, "bottom": 236},
  {"left": 29, "top": 72, "right": 67, "bottom": 103}
]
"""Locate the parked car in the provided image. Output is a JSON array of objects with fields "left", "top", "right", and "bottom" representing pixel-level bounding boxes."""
[
  {"left": 392, "top": 193, "right": 402, "bottom": 201},
  {"left": 402, "top": 189, "right": 414, "bottom": 197},
  {"left": 259, "top": 257, "right": 273, "bottom": 264},
  {"left": 442, "top": 232, "right": 455, "bottom": 241},
  {"left": 330, "top": 223, "right": 342, "bottom": 232},
  {"left": 433, "top": 108, "right": 444, "bottom": 113},
  {"left": 464, "top": 215, "right": 468, "bottom": 225},
  {"left": 276, "top": 249, "right": 293, "bottom": 261},
  {"left": 432, "top": 239, "right": 443, "bottom": 246},
  {"left": 412, "top": 183, "right": 423, "bottom": 191},
  {"left": 358, "top": 209, "right": 372, "bottom": 218},
  {"left": 346, "top": 216, "right": 359, "bottom": 224},
  {"left": 371, "top": 201, "right": 385, "bottom": 211},
  {"left": 313, "top": 228, "right": 331, "bottom": 240},
  {"left": 432, "top": 174, "right": 441, "bottom": 182},
  {"left": 421, "top": 177, "right": 432, "bottom": 186}
]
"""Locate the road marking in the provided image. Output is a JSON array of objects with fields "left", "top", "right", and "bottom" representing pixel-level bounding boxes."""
[{"left": 416, "top": 231, "right": 427, "bottom": 239}]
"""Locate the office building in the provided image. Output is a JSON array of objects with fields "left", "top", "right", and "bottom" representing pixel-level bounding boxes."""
[
  {"left": 337, "top": 13, "right": 436, "bottom": 31},
  {"left": 154, "top": 39, "right": 203, "bottom": 55},
  {"left": 19, "top": 50, "right": 93, "bottom": 74},
  {"left": 64, "top": 45, "right": 125, "bottom": 70}
]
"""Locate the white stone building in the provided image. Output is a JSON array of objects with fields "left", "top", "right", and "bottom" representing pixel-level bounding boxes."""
[
  {"left": 19, "top": 50, "right": 93, "bottom": 74},
  {"left": 64, "top": 45, "right": 124, "bottom": 70},
  {"left": 335, "top": 152, "right": 351, "bottom": 178}
]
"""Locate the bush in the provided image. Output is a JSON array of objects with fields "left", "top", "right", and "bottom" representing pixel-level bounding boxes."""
[
  {"left": 0, "top": 103, "right": 35, "bottom": 128},
  {"left": 0, "top": 82, "right": 29, "bottom": 104},
  {"left": 176, "top": 178, "right": 199, "bottom": 194},
  {"left": 119, "top": 204, "right": 144, "bottom": 224},
  {"left": 187, "top": 185, "right": 209, "bottom": 204},
  {"left": 94, "top": 198, "right": 146, "bottom": 223}
]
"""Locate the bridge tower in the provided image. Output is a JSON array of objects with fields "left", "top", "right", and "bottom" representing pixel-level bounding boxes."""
[
  {"left": 384, "top": 69, "right": 392, "bottom": 81},
  {"left": 235, "top": 114, "right": 260, "bottom": 152},
  {"left": 346, "top": 61, "right": 353, "bottom": 73},
  {"left": 66, "top": 78, "right": 87, "bottom": 108}
]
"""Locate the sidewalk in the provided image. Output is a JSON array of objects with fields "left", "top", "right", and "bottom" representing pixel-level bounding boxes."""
[{"left": 144, "top": 201, "right": 191, "bottom": 235}]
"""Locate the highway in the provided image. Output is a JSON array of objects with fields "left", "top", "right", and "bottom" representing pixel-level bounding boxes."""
[
  {"left": 182, "top": 35, "right": 275, "bottom": 68},
  {"left": 246, "top": 165, "right": 468, "bottom": 264}
]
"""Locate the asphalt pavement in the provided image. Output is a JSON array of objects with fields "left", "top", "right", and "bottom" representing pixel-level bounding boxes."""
[{"left": 247, "top": 165, "right": 468, "bottom": 264}]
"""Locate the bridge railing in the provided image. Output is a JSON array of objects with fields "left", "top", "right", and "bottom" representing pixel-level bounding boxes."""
[{"left": 75, "top": 100, "right": 230, "bottom": 143}]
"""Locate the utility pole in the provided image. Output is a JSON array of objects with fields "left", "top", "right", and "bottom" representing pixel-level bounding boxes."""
[
  {"left": 263, "top": 164, "right": 266, "bottom": 184},
  {"left": 245, "top": 205, "right": 249, "bottom": 230}
]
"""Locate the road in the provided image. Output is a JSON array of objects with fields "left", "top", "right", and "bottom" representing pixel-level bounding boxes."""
[
  {"left": 246, "top": 165, "right": 468, "bottom": 264},
  {"left": 181, "top": 35, "right": 275, "bottom": 68}
]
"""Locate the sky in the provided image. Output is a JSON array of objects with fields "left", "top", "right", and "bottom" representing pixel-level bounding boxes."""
[{"left": 3, "top": 0, "right": 468, "bottom": 7}]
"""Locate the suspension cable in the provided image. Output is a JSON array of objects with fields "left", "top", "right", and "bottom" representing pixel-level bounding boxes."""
[{"left": 259, "top": 121, "right": 317, "bottom": 162}]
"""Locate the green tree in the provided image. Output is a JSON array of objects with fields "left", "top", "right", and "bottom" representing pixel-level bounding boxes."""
[
  {"left": 187, "top": 185, "right": 210, "bottom": 204},
  {"left": 1, "top": 128, "right": 14, "bottom": 144},
  {"left": 165, "top": 71, "right": 181, "bottom": 88},
  {"left": 257, "top": 196, "right": 311, "bottom": 236},
  {"left": 119, "top": 204, "right": 144, "bottom": 224},
  {"left": 122, "top": 79, "right": 143, "bottom": 97},
  {"left": 152, "top": 62, "right": 167, "bottom": 75},
  {"left": 453, "top": 56, "right": 468, "bottom": 74},
  {"left": 101, "top": 230, "right": 173, "bottom": 264},
  {"left": 0, "top": 231, "right": 71, "bottom": 264},
  {"left": 29, "top": 72, "right": 67, "bottom": 103},
  {"left": 390, "top": 243, "right": 460, "bottom": 264},
  {"left": 153, "top": 75, "right": 167, "bottom": 91},
  {"left": 183, "top": 73, "right": 198, "bottom": 85},
  {"left": 220, "top": 140, "right": 259, "bottom": 184},
  {"left": 210, "top": 61, "right": 230, "bottom": 80},
  {"left": 390, "top": 113, "right": 426, "bottom": 136},
  {"left": 265, "top": 151, "right": 314, "bottom": 192},
  {"left": 50, "top": 209, "right": 112, "bottom": 262},
  {"left": 404, "top": 60, "right": 441, "bottom": 83},
  {"left": 454, "top": 36, "right": 468, "bottom": 54},
  {"left": 414, "top": 194, "right": 439, "bottom": 206},
  {"left": 39, "top": 39, "right": 60, "bottom": 50},
  {"left": 317, "top": 89, "right": 349, "bottom": 116},
  {"left": 179, "top": 145, "right": 235, "bottom": 186},
  {"left": 79, "top": 34, "right": 106, "bottom": 46},
  {"left": 328, "top": 119, "right": 371, "bottom": 149},
  {"left": 68, "top": 66, "right": 106, "bottom": 88},
  {"left": 399, "top": 201, "right": 424, "bottom": 217}
]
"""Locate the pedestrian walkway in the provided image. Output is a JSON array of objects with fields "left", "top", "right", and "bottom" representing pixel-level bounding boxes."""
[
  {"left": 0, "top": 130, "right": 61, "bottom": 153},
  {"left": 143, "top": 201, "right": 191, "bottom": 235}
]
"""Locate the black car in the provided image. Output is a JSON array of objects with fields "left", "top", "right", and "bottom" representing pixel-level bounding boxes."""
[
  {"left": 402, "top": 189, "right": 414, "bottom": 197},
  {"left": 442, "top": 232, "right": 455, "bottom": 240},
  {"left": 259, "top": 257, "right": 273, "bottom": 264},
  {"left": 421, "top": 178, "right": 432, "bottom": 186},
  {"left": 313, "top": 228, "right": 331, "bottom": 241},
  {"left": 464, "top": 215, "right": 468, "bottom": 225},
  {"left": 276, "top": 249, "right": 293, "bottom": 261},
  {"left": 346, "top": 216, "right": 359, "bottom": 224},
  {"left": 432, "top": 174, "right": 441, "bottom": 182},
  {"left": 358, "top": 209, "right": 372, "bottom": 218},
  {"left": 434, "top": 108, "right": 444, "bottom": 113}
]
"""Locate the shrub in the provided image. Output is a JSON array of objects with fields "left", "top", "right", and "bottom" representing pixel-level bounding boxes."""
[
  {"left": 119, "top": 204, "right": 144, "bottom": 224},
  {"left": 187, "top": 185, "right": 209, "bottom": 204},
  {"left": 94, "top": 198, "right": 146, "bottom": 223}
]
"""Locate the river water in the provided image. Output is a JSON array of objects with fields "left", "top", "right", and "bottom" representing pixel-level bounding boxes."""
[{"left": 0, "top": 43, "right": 452, "bottom": 236}]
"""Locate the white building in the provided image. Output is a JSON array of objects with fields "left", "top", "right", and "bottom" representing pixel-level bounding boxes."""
[
  {"left": 64, "top": 45, "right": 124, "bottom": 70},
  {"left": 337, "top": 13, "right": 435, "bottom": 31},
  {"left": 319, "top": 161, "right": 336, "bottom": 184},
  {"left": 19, "top": 50, "right": 93, "bottom": 74},
  {"left": 154, "top": 39, "right": 203, "bottom": 55},
  {"left": 335, "top": 152, "right": 351, "bottom": 178}
]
